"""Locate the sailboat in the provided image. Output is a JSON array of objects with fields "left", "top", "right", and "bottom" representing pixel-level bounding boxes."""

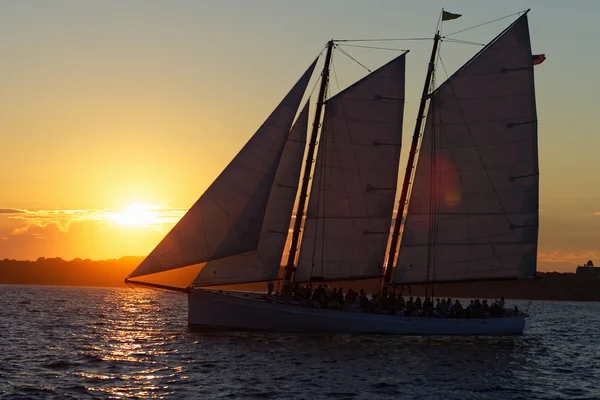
[{"left": 126, "top": 10, "right": 540, "bottom": 335}]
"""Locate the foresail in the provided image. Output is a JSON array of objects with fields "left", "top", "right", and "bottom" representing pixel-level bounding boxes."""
[
  {"left": 193, "top": 101, "right": 310, "bottom": 286},
  {"left": 395, "top": 15, "right": 538, "bottom": 284},
  {"left": 295, "top": 53, "right": 406, "bottom": 282},
  {"left": 128, "top": 59, "right": 317, "bottom": 279}
]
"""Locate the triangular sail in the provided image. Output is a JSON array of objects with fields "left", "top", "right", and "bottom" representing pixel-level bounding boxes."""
[
  {"left": 395, "top": 15, "right": 538, "bottom": 284},
  {"left": 295, "top": 53, "right": 406, "bottom": 282},
  {"left": 193, "top": 101, "right": 310, "bottom": 286},
  {"left": 128, "top": 60, "right": 317, "bottom": 279}
]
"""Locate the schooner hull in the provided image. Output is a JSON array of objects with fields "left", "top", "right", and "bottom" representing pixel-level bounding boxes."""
[{"left": 188, "top": 289, "right": 526, "bottom": 335}]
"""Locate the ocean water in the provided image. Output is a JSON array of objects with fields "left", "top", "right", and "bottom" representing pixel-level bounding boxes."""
[{"left": 0, "top": 285, "right": 598, "bottom": 400}]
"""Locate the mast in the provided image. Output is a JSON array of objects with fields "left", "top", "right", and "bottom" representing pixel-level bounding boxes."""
[
  {"left": 384, "top": 32, "right": 440, "bottom": 286},
  {"left": 284, "top": 40, "right": 334, "bottom": 283}
]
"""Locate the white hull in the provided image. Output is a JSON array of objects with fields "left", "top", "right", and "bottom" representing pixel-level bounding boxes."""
[{"left": 188, "top": 289, "right": 526, "bottom": 335}]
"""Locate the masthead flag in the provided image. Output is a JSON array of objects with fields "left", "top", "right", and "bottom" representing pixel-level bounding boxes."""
[
  {"left": 532, "top": 54, "right": 546, "bottom": 65},
  {"left": 442, "top": 11, "right": 462, "bottom": 21}
]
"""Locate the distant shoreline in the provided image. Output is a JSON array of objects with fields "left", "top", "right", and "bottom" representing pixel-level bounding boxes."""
[{"left": 1, "top": 257, "right": 599, "bottom": 302}]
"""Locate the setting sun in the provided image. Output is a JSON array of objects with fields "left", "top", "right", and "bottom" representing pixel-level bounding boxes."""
[{"left": 110, "top": 202, "right": 160, "bottom": 227}]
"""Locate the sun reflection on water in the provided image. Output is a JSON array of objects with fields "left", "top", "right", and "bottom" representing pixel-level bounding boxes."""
[{"left": 77, "top": 288, "right": 188, "bottom": 398}]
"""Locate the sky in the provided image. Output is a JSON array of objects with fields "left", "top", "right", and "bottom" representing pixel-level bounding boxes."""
[{"left": 1, "top": 0, "right": 599, "bottom": 272}]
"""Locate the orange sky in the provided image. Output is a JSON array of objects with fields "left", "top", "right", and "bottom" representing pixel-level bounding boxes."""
[{"left": 1, "top": 1, "right": 599, "bottom": 273}]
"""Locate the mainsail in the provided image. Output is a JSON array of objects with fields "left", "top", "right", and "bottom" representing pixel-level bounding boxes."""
[
  {"left": 395, "top": 15, "right": 538, "bottom": 284},
  {"left": 295, "top": 53, "right": 406, "bottom": 282},
  {"left": 193, "top": 102, "right": 310, "bottom": 286},
  {"left": 128, "top": 60, "right": 317, "bottom": 280}
]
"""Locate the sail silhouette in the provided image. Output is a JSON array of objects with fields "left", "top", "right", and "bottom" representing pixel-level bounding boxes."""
[
  {"left": 396, "top": 15, "right": 538, "bottom": 283},
  {"left": 128, "top": 59, "right": 317, "bottom": 279}
]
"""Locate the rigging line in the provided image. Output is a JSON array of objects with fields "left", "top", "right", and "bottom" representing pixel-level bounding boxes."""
[
  {"left": 443, "top": 10, "right": 527, "bottom": 37},
  {"left": 319, "top": 102, "right": 328, "bottom": 278},
  {"left": 443, "top": 38, "right": 486, "bottom": 47},
  {"left": 334, "top": 37, "right": 432, "bottom": 43},
  {"left": 331, "top": 56, "right": 341, "bottom": 95},
  {"left": 308, "top": 54, "right": 337, "bottom": 276},
  {"left": 309, "top": 66, "right": 332, "bottom": 277},
  {"left": 306, "top": 46, "right": 328, "bottom": 100},
  {"left": 393, "top": 92, "right": 431, "bottom": 273},
  {"left": 335, "top": 46, "right": 371, "bottom": 72},
  {"left": 430, "top": 44, "right": 445, "bottom": 300},
  {"left": 438, "top": 51, "right": 450, "bottom": 85},
  {"left": 336, "top": 43, "right": 409, "bottom": 52},
  {"left": 427, "top": 61, "right": 440, "bottom": 300},
  {"left": 399, "top": 42, "right": 440, "bottom": 277},
  {"left": 307, "top": 72, "right": 323, "bottom": 99},
  {"left": 436, "top": 8, "right": 443, "bottom": 34},
  {"left": 319, "top": 60, "right": 334, "bottom": 278}
]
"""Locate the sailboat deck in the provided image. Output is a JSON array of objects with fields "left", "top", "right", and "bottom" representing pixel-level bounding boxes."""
[{"left": 190, "top": 288, "right": 525, "bottom": 320}]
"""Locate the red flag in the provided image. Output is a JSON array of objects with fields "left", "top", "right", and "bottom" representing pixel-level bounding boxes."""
[{"left": 532, "top": 54, "right": 546, "bottom": 65}]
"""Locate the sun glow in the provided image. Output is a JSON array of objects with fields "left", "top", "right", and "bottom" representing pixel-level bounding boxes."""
[{"left": 111, "top": 202, "right": 161, "bottom": 227}]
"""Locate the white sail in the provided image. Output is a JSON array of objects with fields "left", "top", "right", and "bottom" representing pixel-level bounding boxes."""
[
  {"left": 128, "top": 60, "right": 317, "bottom": 279},
  {"left": 295, "top": 53, "right": 406, "bottom": 282},
  {"left": 395, "top": 15, "right": 538, "bottom": 284},
  {"left": 193, "top": 101, "right": 310, "bottom": 286}
]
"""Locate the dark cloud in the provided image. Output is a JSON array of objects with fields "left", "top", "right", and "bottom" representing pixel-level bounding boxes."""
[{"left": 0, "top": 209, "right": 26, "bottom": 214}]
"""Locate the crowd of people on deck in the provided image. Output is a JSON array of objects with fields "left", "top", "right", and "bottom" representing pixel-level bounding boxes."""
[{"left": 269, "top": 282, "right": 522, "bottom": 318}]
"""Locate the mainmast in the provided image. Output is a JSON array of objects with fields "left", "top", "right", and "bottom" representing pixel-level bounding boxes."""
[
  {"left": 284, "top": 40, "right": 335, "bottom": 283},
  {"left": 384, "top": 32, "right": 441, "bottom": 287}
]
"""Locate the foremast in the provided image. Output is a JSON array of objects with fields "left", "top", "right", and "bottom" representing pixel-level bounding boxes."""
[{"left": 284, "top": 40, "right": 335, "bottom": 283}]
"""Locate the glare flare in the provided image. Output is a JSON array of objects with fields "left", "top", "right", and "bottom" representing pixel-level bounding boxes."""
[{"left": 111, "top": 202, "right": 160, "bottom": 227}]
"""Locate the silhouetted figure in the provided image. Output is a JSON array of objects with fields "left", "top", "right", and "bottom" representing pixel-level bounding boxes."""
[
  {"left": 453, "top": 299, "right": 463, "bottom": 318},
  {"left": 482, "top": 299, "right": 490, "bottom": 315},
  {"left": 267, "top": 280, "right": 274, "bottom": 296},
  {"left": 406, "top": 296, "right": 415, "bottom": 316},
  {"left": 423, "top": 297, "right": 433, "bottom": 317},
  {"left": 369, "top": 294, "right": 380, "bottom": 313},
  {"left": 397, "top": 295, "right": 405, "bottom": 311},
  {"left": 387, "top": 292, "right": 397, "bottom": 315}
]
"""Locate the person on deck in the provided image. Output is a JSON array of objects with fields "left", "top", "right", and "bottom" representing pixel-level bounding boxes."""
[
  {"left": 415, "top": 297, "right": 422, "bottom": 310},
  {"left": 446, "top": 298, "right": 453, "bottom": 315},
  {"left": 329, "top": 288, "right": 339, "bottom": 306},
  {"left": 474, "top": 299, "right": 482, "bottom": 316},
  {"left": 311, "top": 284, "right": 323, "bottom": 307},
  {"left": 338, "top": 287, "right": 345, "bottom": 305},
  {"left": 497, "top": 296, "right": 506, "bottom": 309},
  {"left": 397, "top": 295, "right": 406, "bottom": 312},
  {"left": 453, "top": 299, "right": 463, "bottom": 318},
  {"left": 482, "top": 299, "right": 490, "bottom": 316},
  {"left": 344, "top": 288, "right": 355, "bottom": 303},
  {"left": 359, "top": 290, "right": 369, "bottom": 310},
  {"left": 369, "top": 294, "right": 380, "bottom": 314},
  {"left": 406, "top": 296, "right": 415, "bottom": 316},
  {"left": 423, "top": 297, "right": 433, "bottom": 317}
]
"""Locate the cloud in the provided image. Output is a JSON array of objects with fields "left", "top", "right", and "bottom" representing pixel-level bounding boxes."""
[
  {"left": 0, "top": 206, "right": 187, "bottom": 260},
  {"left": 11, "top": 220, "right": 71, "bottom": 236},
  {"left": 538, "top": 250, "right": 600, "bottom": 264},
  {"left": 3, "top": 206, "right": 185, "bottom": 237},
  {"left": 0, "top": 209, "right": 26, "bottom": 214}
]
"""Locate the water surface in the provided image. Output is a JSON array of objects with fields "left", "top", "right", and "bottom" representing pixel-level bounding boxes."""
[{"left": 0, "top": 285, "right": 598, "bottom": 399}]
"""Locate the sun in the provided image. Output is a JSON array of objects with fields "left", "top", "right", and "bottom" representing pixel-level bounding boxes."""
[{"left": 111, "top": 202, "right": 159, "bottom": 227}]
